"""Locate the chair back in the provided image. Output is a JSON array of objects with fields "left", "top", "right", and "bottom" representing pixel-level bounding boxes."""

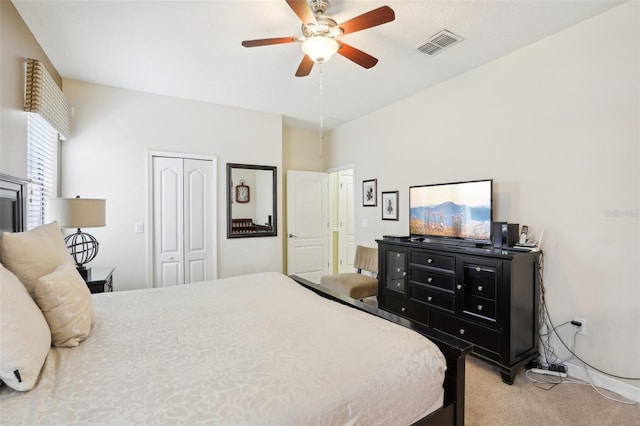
[{"left": 354, "top": 245, "right": 378, "bottom": 274}]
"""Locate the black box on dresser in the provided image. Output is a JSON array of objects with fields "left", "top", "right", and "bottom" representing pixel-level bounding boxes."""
[{"left": 377, "top": 239, "right": 540, "bottom": 384}]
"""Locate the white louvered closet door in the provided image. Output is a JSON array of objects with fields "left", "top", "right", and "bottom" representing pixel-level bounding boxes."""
[{"left": 152, "top": 156, "right": 215, "bottom": 287}]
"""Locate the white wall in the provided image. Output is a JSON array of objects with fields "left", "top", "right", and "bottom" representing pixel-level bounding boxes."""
[
  {"left": 326, "top": 2, "right": 639, "bottom": 396},
  {"left": 0, "top": 0, "right": 61, "bottom": 179},
  {"left": 61, "top": 80, "right": 283, "bottom": 290}
]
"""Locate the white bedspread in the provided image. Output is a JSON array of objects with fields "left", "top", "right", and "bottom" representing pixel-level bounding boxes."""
[{"left": 0, "top": 272, "right": 445, "bottom": 425}]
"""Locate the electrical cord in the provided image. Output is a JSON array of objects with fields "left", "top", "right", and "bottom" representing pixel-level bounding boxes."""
[
  {"left": 557, "top": 327, "right": 580, "bottom": 365},
  {"left": 525, "top": 252, "right": 640, "bottom": 405},
  {"left": 531, "top": 252, "right": 639, "bottom": 405},
  {"left": 525, "top": 369, "right": 637, "bottom": 405},
  {"left": 582, "top": 362, "right": 637, "bottom": 405},
  {"left": 536, "top": 252, "right": 640, "bottom": 380}
]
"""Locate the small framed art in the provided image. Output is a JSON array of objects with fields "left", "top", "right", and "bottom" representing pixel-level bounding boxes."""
[
  {"left": 382, "top": 191, "right": 399, "bottom": 220},
  {"left": 362, "top": 179, "right": 377, "bottom": 206}
]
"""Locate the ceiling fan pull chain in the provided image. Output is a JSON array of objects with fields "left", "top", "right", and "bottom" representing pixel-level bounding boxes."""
[{"left": 319, "top": 64, "right": 324, "bottom": 158}]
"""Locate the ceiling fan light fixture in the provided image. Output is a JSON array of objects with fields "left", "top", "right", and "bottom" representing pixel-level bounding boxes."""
[{"left": 302, "top": 36, "right": 339, "bottom": 63}]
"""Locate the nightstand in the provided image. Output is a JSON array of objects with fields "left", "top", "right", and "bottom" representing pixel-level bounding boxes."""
[{"left": 84, "top": 267, "right": 114, "bottom": 294}]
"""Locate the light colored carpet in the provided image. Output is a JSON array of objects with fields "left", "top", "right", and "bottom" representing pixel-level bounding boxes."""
[{"left": 465, "top": 356, "right": 639, "bottom": 425}]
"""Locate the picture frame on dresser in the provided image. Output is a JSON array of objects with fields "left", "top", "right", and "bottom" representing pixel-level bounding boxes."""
[
  {"left": 362, "top": 179, "right": 377, "bottom": 206},
  {"left": 382, "top": 191, "right": 399, "bottom": 220}
]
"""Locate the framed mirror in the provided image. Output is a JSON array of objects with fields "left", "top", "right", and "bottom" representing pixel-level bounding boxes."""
[{"left": 227, "top": 163, "right": 277, "bottom": 238}]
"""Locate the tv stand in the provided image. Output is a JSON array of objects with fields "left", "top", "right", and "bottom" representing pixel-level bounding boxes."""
[{"left": 377, "top": 239, "right": 540, "bottom": 384}]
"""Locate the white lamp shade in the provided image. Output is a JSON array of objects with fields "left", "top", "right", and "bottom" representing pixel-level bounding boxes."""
[
  {"left": 302, "top": 36, "right": 339, "bottom": 63},
  {"left": 46, "top": 198, "right": 106, "bottom": 228}
]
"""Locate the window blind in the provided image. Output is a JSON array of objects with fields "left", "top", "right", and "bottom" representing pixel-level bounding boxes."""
[
  {"left": 26, "top": 113, "right": 57, "bottom": 230},
  {"left": 24, "top": 58, "right": 71, "bottom": 140}
]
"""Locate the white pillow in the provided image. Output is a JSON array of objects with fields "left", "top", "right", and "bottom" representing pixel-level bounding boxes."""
[
  {"left": 35, "top": 263, "right": 94, "bottom": 348},
  {"left": 0, "top": 221, "right": 74, "bottom": 297},
  {"left": 0, "top": 263, "right": 51, "bottom": 391}
]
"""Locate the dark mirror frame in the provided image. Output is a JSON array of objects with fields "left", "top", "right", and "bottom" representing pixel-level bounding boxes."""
[{"left": 226, "top": 163, "right": 277, "bottom": 239}]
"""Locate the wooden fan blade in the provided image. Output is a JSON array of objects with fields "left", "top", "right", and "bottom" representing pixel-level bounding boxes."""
[
  {"left": 338, "top": 6, "right": 395, "bottom": 35},
  {"left": 242, "top": 37, "right": 299, "bottom": 47},
  {"left": 286, "top": 0, "right": 317, "bottom": 25},
  {"left": 337, "top": 42, "right": 378, "bottom": 69},
  {"left": 295, "top": 55, "right": 314, "bottom": 77}
]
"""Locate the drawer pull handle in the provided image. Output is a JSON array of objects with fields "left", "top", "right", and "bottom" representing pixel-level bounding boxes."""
[
  {"left": 478, "top": 285, "right": 483, "bottom": 291},
  {"left": 427, "top": 258, "right": 433, "bottom": 264},
  {"left": 456, "top": 284, "right": 462, "bottom": 290},
  {"left": 401, "top": 307, "right": 406, "bottom": 312},
  {"left": 396, "top": 282, "right": 402, "bottom": 287},
  {"left": 396, "top": 267, "right": 401, "bottom": 272},
  {"left": 459, "top": 329, "right": 465, "bottom": 335},
  {"left": 478, "top": 305, "right": 483, "bottom": 311},
  {"left": 427, "top": 296, "right": 433, "bottom": 302},
  {"left": 402, "top": 272, "right": 407, "bottom": 276},
  {"left": 427, "top": 277, "right": 433, "bottom": 283},
  {"left": 476, "top": 267, "right": 481, "bottom": 272},
  {"left": 396, "top": 254, "right": 401, "bottom": 258}
]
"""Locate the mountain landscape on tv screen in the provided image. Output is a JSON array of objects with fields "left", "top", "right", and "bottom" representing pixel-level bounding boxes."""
[{"left": 410, "top": 201, "right": 491, "bottom": 239}]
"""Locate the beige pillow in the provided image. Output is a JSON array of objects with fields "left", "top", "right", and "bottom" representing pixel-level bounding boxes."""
[
  {"left": 35, "top": 263, "right": 94, "bottom": 348},
  {"left": 0, "top": 263, "right": 52, "bottom": 391},
  {"left": 0, "top": 221, "right": 74, "bottom": 297}
]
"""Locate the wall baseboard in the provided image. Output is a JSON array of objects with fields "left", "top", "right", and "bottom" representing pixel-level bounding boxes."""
[{"left": 565, "top": 361, "right": 640, "bottom": 403}]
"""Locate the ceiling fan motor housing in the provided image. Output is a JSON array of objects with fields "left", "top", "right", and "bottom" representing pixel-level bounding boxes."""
[{"left": 302, "top": 16, "right": 342, "bottom": 38}]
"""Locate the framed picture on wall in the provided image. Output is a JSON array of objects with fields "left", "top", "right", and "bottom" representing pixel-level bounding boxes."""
[
  {"left": 362, "top": 179, "right": 377, "bottom": 206},
  {"left": 382, "top": 191, "right": 399, "bottom": 220}
]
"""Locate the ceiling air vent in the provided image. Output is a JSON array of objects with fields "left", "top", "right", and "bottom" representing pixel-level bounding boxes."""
[{"left": 417, "top": 30, "right": 463, "bottom": 56}]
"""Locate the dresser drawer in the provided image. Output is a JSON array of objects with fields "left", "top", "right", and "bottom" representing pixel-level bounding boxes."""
[
  {"left": 468, "top": 281, "right": 495, "bottom": 299},
  {"left": 464, "top": 296, "right": 496, "bottom": 320},
  {"left": 411, "top": 268, "right": 455, "bottom": 292},
  {"left": 430, "top": 311, "right": 501, "bottom": 353},
  {"left": 409, "top": 283, "right": 455, "bottom": 313},
  {"left": 411, "top": 250, "right": 455, "bottom": 271},
  {"left": 463, "top": 262, "right": 496, "bottom": 284},
  {"left": 384, "top": 292, "right": 429, "bottom": 325}
]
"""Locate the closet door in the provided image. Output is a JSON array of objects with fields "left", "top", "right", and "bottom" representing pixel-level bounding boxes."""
[
  {"left": 152, "top": 156, "right": 216, "bottom": 287},
  {"left": 153, "top": 157, "right": 185, "bottom": 287},
  {"left": 183, "top": 159, "right": 214, "bottom": 283}
]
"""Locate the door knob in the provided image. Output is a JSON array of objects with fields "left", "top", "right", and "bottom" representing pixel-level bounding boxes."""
[{"left": 288, "top": 233, "right": 297, "bottom": 238}]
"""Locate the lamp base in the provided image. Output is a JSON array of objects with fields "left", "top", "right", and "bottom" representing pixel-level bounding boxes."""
[
  {"left": 77, "top": 265, "right": 90, "bottom": 280},
  {"left": 64, "top": 229, "right": 99, "bottom": 268}
]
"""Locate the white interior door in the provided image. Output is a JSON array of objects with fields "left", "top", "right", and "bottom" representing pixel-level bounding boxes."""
[
  {"left": 153, "top": 157, "right": 184, "bottom": 287},
  {"left": 286, "top": 170, "right": 329, "bottom": 283},
  {"left": 152, "top": 154, "right": 216, "bottom": 287},
  {"left": 338, "top": 170, "right": 355, "bottom": 273},
  {"left": 183, "top": 158, "right": 214, "bottom": 283}
]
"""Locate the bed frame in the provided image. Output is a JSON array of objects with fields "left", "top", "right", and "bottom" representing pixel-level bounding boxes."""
[
  {"left": 290, "top": 275, "right": 472, "bottom": 426},
  {"left": 0, "top": 174, "right": 470, "bottom": 426},
  {"left": 0, "top": 173, "right": 29, "bottom": 235}
]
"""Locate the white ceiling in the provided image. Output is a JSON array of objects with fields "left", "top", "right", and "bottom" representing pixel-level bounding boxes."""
[{"left": 13, "top": 0, "right": 624, "bottom": 130}]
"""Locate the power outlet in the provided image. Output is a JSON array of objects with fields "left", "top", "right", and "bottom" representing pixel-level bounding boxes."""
[{"left": 574, "top": 317, "right": 587, "bottom": 336}]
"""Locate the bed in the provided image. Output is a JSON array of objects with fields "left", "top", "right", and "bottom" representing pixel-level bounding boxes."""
[{"left": 0, "top": 174, "right": 471, "bottom": 425}]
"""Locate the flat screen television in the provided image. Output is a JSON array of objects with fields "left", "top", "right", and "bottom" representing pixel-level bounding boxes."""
[{"left": 409, "top": 179, "right": 493, "bottom": 244}]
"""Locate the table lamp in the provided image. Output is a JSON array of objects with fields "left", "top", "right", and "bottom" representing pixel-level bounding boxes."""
[{"left": 46, "top": 196, "right": 106, "bottom": 278}]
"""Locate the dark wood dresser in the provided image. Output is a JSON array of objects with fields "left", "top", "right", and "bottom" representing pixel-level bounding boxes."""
[{"left": 377, "top": 239, "right": 540, "bottom": 384}]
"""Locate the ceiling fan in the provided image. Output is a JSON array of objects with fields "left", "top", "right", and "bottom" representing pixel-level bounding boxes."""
[{"left": 241, "top": 0, "right": 395, "bottom": 77}]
